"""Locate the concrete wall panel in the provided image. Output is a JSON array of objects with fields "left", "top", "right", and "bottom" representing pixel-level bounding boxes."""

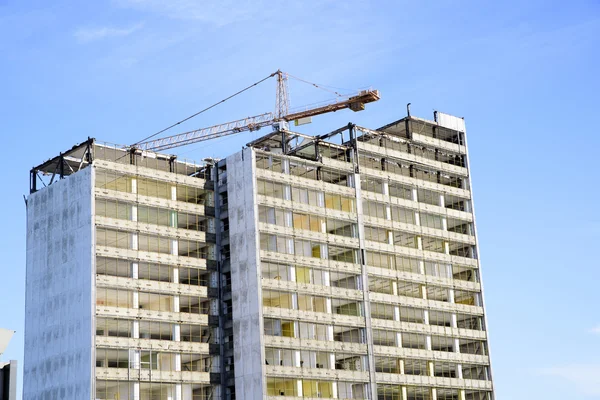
[
  {"left": 24, "top": 167, "right": 94, "bottom": 400},
  {"left": 227, "top": 148, "right": 265, "bottom": 399}
]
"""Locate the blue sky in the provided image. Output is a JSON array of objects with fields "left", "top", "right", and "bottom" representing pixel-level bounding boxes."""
[{"left": 1, "top": 0, "right": 599, "bottom": 398}]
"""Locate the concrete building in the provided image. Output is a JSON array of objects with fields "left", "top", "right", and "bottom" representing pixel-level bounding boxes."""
[
  {"left": 0, "top": 328, "right": 18, "bottom": 400},
  {"left": 25, "top": 111, "right": 494, "bottom": 400}
]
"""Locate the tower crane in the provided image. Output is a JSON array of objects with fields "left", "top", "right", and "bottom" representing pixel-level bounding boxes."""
[{"left": 133, "top": 70, "right": 380, "bottom": 152}]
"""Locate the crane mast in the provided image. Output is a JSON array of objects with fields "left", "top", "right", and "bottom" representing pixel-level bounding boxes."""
[{"left": 134, "top": 71, "right": 380, "bottom": 152}]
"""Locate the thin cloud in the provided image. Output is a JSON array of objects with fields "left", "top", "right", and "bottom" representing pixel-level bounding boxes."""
[
  {"left": 589, "top": 325, "right": 600, "bottom": 335},
  {"left": 113, "top": 0, "right": 274, "bottom": 26},
  {"left": 539, "top": 365, "right": 600, "bottom": 396},
  {"left": 74, "top": 23, "right": 143, "bottom": 43}
]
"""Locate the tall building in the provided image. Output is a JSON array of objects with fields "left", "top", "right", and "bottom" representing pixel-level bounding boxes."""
[
  {"left": 25, "top": 111, "right": 494, "bottom": 400},
  {"left": 0, "top": 328, "right": 18, "bottom": 400}
]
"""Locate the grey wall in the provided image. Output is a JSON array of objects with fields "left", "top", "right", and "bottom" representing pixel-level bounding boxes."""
[
  {"left": 24, "top": 167, "right": 95, "bottom": 400},
  {"left": 226, "top": 148, "right": 265, "bottom": 399}
]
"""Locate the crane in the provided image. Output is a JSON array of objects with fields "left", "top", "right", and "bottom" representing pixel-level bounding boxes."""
[{"left": 133, "top": 70, "right": 380, "bottom": 152}]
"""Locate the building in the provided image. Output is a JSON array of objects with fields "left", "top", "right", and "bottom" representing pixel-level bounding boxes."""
[
  {"left": 25, "top": 111, "right": 494, "bottom": 400},
  {"left": 0, "top": 328, "right": 18, "bottom": 400}
]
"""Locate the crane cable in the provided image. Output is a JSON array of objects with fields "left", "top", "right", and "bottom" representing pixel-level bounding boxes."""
[
  {"left": 132, "top": 71, "right": 278, "bottom": 146},
  {"left": 286, "top": 73, "right": 346, "bottom": 98}
]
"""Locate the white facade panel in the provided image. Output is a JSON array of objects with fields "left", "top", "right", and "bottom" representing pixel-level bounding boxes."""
[{"left": 24, "top": 167, "right": 94, "bottom": 400}]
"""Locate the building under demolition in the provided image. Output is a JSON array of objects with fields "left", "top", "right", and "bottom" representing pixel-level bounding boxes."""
[{"left": 25, "top": 111, "right": 494, "bottom": 400}]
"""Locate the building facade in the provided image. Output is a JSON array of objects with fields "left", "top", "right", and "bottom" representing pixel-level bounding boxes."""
[{"left": 25, "top": 112, "right": 494, "bottom": 400}]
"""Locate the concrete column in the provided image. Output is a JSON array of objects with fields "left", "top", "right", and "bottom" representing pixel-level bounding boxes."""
[
  {"left": 428, "top": 361, "right": 435, "bottom": 376},
  {"left": 457, "top": 364, "right": 463, "bottom": 379},
  {"left": 386, "top": 204, "right": 392, "bottom": 221},
  {"left": 131, "top": 262, "right": 139, "bottom": 279},
  {"left": 383, "top": 181, "right": 389, "bottom": 196},
  {"left": 454, "top": 338, "right": 461, "bottom": 353},
  {"left": 175, "top": 384, "right": 182, "bottom": 400},
  {"left": 414, "top": 211, "right": 421, "bottom": 226},
  {"left": 412, "top": 188, "right": 418, "bottom": 202},
  {"left": 132, "top": 291, "right": 139, "bottom": 309},
  {"left": 326, "top": 298, "right": 332, "bottom": 314},
  {"left": 130, "top": 382, "right": 140, "bottom": 400},
  {"left": 289, "top": 265, "right": 296, "bottom": 282},
  {"left": 398, "top": 359, "right": 405, "bottom": 374},
  {"left": 392, "top": 281, "right": 398, "bottom": 295},
  {"left": 439, "top": 193, "right": 445, "bottom": 208},
  {"left": 284, "top": 184, "right": 292, "bottom": 201},
  {"left": 282, "top": 158, "right": 290, "bottom": 174},
  {"left": 460, "top": 389, "right": 467, "bottom": 400},
  {"left": 401, "top": 386, "right": 408, "bottom": 400},
  {"left": 294, "top": 351, "right": 301, "bottom": 367},
  {"left": 131, "top": 233, "right": 138, "bottom": 250},
  {"left": 431, "top": 387, "right": 438, "bottom": 400},
  {"left": 326, "top": 325, "right": 334, "bottom": 341},
  {"left": 296, "top": 380, "right": 303, "bottom": 397},
  {"left": 395, "top": 332, "right": 402, "bottom": 347},
  {"left": 172, "top": 268, "right": 180, "bottom": 287},
  {"left": 329, "top": 353, "right": 336, "bottom": 370},
  {"left": 332, "top": 382, "right": 338, "bottom": 399},
  {"left": 132, "top": 320, "right": 139, "bottom": 339},
  {"left": 323, "top": 270, "right": 331, "bottom": 286}
]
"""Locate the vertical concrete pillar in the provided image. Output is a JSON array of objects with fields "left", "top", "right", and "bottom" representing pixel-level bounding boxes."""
[
  {"left": 395, "top": 332, "right": 402, "bottom": 347},
  {"left": 296, "top": 380, "right": 303, "bottom": 397},
  {"left": 289, "top": 265, "right": 296, "bottom": 282},
  {"left": 431, "top": 387, "right": 438, "bottom": 400},
  {"left": 329, "top": 353, "right": 336, "bottom": 370},
  {"left": 323, "top": 270, "right": 331, "bottom": 286},
  {"left": 326, "top": 325, "right": 334, "bottom": 341},
  {"left": 401, "top": 386, "right": 408, "bottom": 400},
  {"left": 175, "top": 384, "right": 182, "bottom": 400},
  {"left": 332, "top": 382, "right": 338, "bottom": 399},
  {"left": 284, "top": 184, "right": 292, "bottom": 201},
  {"left": 169, "top": 185, "right": 182, "bottom": 380},
  {"left": 459, "top": 389, "right": 467, "bottom": 400},
  {"left": 130, "top": 382, "right": 140, "bottom": 400},
  {"left": 398, "top": 359, "right": 405, "bottom": 374},
  {"left": 282, "top": 158, "right": 290, "bottom": 174}
]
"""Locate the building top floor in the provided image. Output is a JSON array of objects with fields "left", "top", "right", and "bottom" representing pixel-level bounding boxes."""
[{"left": 29, "top": 111, "right": 467, "bottom": 195}]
